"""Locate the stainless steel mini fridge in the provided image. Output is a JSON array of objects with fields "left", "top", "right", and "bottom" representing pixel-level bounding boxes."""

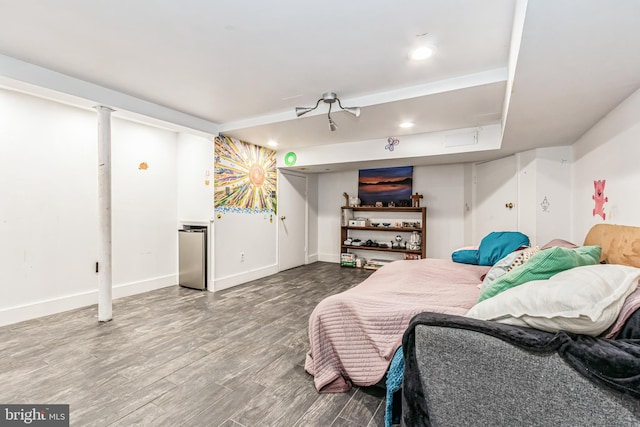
[{"left": 178, "top": 226, "right": 207, "bottom": 290}]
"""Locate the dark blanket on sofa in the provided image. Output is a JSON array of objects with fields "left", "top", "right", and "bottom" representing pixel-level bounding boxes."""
[{"left": 402, "top": 310, "right": 640, "bottom": 427}]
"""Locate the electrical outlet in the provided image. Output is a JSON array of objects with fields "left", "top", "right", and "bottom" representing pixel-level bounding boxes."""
[{"left": 240, "top": 252, "right": 245, "bottom": 262}]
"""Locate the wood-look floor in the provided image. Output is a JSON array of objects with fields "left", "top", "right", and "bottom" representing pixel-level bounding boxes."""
[{"left": 0, "top": 262, "right": 386, "bottom": 426}]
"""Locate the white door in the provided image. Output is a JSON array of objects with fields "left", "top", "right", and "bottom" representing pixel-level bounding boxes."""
[
  {"left": 474, "top": 155, "right": 518, "bottom": 242},
  {"left": 278, "top": 171, "right": 307, "bottom": 271}
]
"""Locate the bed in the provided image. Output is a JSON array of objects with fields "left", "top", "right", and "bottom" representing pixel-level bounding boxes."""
[
  {"left": 304, "top": 259, "right": 490, "bottom": 393},
  {"left": 304, "top": 231, "right": 529, "bottom": 393},
  {"left": 306, "top": 224, "right": 640, "bottom": 408}
]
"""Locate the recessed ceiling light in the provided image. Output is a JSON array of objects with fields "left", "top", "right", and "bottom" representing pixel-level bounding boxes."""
[
  {"left": 268, "top": 140, "right": 278, "bottom": 147},
  {"left": 399, "top": 122, "right": 415, "bottom": 129},
  {"left": 409, "top": 46, "right": 434, "bottom": 61}
]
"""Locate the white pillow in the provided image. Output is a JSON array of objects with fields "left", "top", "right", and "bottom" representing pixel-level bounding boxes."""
[{"left": 466, "top": 264, "right": 640, "bottom": 336}]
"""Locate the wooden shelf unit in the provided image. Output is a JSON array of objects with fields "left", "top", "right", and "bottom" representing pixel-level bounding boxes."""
[{"left": 340, "top": 206, "right": 427, "bottom": 260}]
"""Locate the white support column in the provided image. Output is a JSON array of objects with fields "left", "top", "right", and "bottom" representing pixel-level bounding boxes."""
[{"left": 96, "top": 105, "right": 114, "bottom": 322}]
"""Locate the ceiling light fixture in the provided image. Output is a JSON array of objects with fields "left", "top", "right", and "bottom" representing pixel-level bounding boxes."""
[
  {"left": 295, "top": 92, "right": 361, "bottom": 132},
  {"left": 409, "top": 46, "right": 434, "bottom": 61},
  {"left": 267, "top": 140, "right": 278, "bottom": 147},
  {"left": 399, "top": 121, "right": 415, "bottom": 128}
]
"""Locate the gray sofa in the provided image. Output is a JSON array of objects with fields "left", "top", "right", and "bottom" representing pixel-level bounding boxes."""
[{"left": 401, "top": 314, "right": 640, "bottom": 427}]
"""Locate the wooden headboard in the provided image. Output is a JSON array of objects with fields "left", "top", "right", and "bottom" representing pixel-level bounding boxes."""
[{"left": 583, "top": 224, "right": 640, "bottom": 268}]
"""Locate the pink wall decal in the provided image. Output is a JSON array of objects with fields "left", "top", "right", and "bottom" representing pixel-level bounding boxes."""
[{"left": 592, "top": 179, "right": 608, "bottom": 220}]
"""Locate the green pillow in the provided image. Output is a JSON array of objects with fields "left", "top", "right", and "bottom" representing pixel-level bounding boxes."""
[{"left": 477, "top": 246, "right": 601, "bottom": 303}]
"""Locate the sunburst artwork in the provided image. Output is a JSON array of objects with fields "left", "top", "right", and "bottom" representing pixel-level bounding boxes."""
[{"left": 214, "top": 135, "right": 277, "bottom": 214}]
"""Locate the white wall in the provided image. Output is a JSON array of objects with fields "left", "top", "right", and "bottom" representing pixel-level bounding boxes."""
[
  {"left": 516, "top": 150, "right": 537, "bottom": 244},
  {"left": 515, "top": 146, "right": 571, "bottom": 246},
  {"left": 414, "top": 164, "right": 466, "bottom": 258},
  {"left": 0, "top": 89, "right": 98, "bottom": 324},
  {"left": 307, "top": 173, "right": 319, "bottom": 262},
  {"left": 0, "top": 88, "right": 180, "bottom": 326},
  {"left": 111, "top": 118, "right": 178, "bottom": 291},
  {"left": 212, "top": 211, "right": 277, "bottom": 290},
  {"left": 317, "top": 164, "right": 466, "bottom": 262},
  {"left": 177, "top": 133, "right": 214, "bottom": 222},
  {"left": 572, "top": 87, "right": 640, "bottom": 242},
  {"left": 463, "top": 163, "right": 474, "bottom": 245},
  {"left": 534, "top": 146, "right": 571, "bottom": 245},
  {"left": 318, "top": 170, "right": 359, "bottom": 262}
]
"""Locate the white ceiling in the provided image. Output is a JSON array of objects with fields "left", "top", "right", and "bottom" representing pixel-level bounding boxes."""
[
  {"left": 1, "top": 0, "right": 639, "bottom": 165},
  {"left": 501, "top": 0, "right": 640, "bottom": 156}
]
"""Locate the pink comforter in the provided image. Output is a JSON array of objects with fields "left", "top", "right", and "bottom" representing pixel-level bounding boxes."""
[{"left": 305, "top": 259, "right": 489, "bottom": 392}]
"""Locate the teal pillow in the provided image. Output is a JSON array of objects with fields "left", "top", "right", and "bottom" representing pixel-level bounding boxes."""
[
  {"left": 452, "top": 249, "right": 479, "bottom": 265},
  {"left": 477, "top": 246, "right": 601, "bottom": 302},
  {"left": 477, "top": 231, "right": 530, "bottom": 266}
]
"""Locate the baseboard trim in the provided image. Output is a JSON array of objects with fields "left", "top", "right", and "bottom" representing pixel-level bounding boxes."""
[
  {"left": 318, "top": 253, "right": 340, "bottom": 263},
  {"left": 307, "top": 253, "right": 319, "bottom": 264},
  {"left": 113, "top": 275, "right": 176, "bottom": 299},
  {"left": 211, "top": 264, "right": 279, "bottom": 292},
  {"left": 0, "top": 275, "right": 176, "bottom": 327}
]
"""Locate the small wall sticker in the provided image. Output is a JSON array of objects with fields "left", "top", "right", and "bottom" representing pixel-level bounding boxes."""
[
  {"left": 138, "top": 162, "right": 148, "bottom": 170},
  {"left": 385, "top": 137, "right": 399, "bottom": 151},
  {"left": 592, "top": 179, "right": 608, "bottom": 220},
  {"left": 284, "top": 152, "right": 297, "bottom": 166},
  {"left": 540, "top": 196, "right": 550, "bottom": 213}
]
